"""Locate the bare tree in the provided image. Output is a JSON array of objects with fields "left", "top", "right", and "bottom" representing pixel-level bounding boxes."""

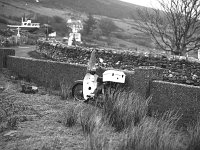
[{"left": 136, "top": 0, "right": 200, "bottom": 55}]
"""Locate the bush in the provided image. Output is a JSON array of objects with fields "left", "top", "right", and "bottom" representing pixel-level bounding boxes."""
[
  {"left": 53, "top": 16, "right": 63, "bottom": 24},
  {"left": 0, "top": 18, "right": 8, "bottom": 24},
  {"left": 119, "top": 44, "right": 127, "bottom": 48},
  {"left": 26, "top": 38, "right": 37, "bottom": 45}
]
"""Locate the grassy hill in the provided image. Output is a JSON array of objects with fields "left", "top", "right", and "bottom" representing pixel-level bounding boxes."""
[
  {"left": 0, "top": 0, "right": 146, "bottom": 19},
  {"left": 29, "top": 0, "right": 143, "bottom": 19}
]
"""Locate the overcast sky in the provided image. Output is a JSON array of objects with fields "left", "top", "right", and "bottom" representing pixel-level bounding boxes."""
[{"left": 120, "top": 0, "right": 161, "bottom": 8}]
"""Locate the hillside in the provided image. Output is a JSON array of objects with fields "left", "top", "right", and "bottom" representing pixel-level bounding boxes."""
[
  {"left": 0, "top": 0, "right": 157, "bottom": 51},
  {"left": 29, "top": 0, "right": 143, "bottom": 19},
  {"left": 0, "top": 0, "right": 147, "bottom": 19}
]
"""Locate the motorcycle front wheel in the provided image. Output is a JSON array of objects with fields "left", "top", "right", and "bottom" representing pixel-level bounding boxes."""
[{"left": 72, "top": 82, "right": 85, "bottom": 102}]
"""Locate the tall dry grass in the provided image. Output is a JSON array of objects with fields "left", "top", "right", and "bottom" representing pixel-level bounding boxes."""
[
  {"left": 58, "top": 103, "right": 77, "bottom": 127},
  {"left": 116, "top": 111, "right": 189, "bottom": 150},
  {"left": 84, "top": 110, "right": 191, "bottom": 150},
  {"left": 78, "top": 104, "right": 103, "bottom": 136},
  {"left": 187, "top": 117, "right": 200, "bottom": 150},
  {"left": 85, "top": 124, "right": 113, "bottom": 150},
  {"left": 84, "top": 88, "right": 199, "bottom": 150},
  {"left": 1, "top": 72, "right": 199, "bottom": 150},
  {"left": 102, "top": 88, "right": 150, "bottom": 131}
]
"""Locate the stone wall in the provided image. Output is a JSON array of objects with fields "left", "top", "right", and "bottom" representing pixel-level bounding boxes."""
[
  {"left": 0, "top": 48, "right": 15, "bottom": 68},
  {"left": 7, "top": 56, "right": 163, "bottom": 98}
]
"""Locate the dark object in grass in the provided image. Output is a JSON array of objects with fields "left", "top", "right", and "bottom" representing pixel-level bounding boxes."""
[
  {"left": 0, "top": 86, "right": 5, "bottom": 92},
  {"left": 10, "top": 75, "right": 19, "bottom": 80},
  {"left": 21, "top": 84, "right": 38, "bottom": 94}
]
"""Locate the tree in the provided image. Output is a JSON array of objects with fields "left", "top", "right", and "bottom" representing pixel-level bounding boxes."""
[
  {"left": 99, "top": 18, "right": 117, "bottom": 36},
  {"left": 0, "top": 29, "right": 14, "bottom": 37},
  {"left": 136, "top": 0, "right": 200, "bottom": 56},
  {"left": 40, "top": 24, "right": 54, "bottom": 40},
  {"left": 53, "top": 16, "right": 63, "bottom": 24},
  {"left": 83, "top": 13, "right": 96, "bottom": 35}
]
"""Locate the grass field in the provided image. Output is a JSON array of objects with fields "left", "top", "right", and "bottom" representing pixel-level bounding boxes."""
[
  {"left": 0, "top": 69, "right": 86, "bottom": 149},
  {"left": 1, "top": 68, "right": 200, "bottom": 150}
]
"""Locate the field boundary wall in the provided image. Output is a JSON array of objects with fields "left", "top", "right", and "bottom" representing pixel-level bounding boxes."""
[
  {"left": 0, "top": 48, "right": 15, "bottom": 68},
  {"left": 150, "top": 80, "right": 200, "bottom": 125},
  {"left": 6, "top": 55, "right": 163, "bottom": 99}
]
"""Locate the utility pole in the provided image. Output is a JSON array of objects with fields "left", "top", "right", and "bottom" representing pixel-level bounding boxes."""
[
  {"left": 46, "top": 25, "right": 48, "bottom": 41},
  {"left": 46, "top": 17, "right": 49, "bottom": 41}
]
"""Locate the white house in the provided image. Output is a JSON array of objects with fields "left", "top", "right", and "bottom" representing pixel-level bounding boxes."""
[
  {"left": 67, "top": 18, "right": 83, "bottom": 46},
  {"left": 8, "top": 17, "right": 40, "bottom": 30},
  {"left": 48, "top": 32, "right": 56, "bottom": 38},
  {"left": 67, "top": 19, "right": 83, "bottom": 33}
]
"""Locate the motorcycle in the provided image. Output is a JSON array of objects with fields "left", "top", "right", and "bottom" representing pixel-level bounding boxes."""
[{"left": 71, "top": 69, "right": 126, "bottom": 104}]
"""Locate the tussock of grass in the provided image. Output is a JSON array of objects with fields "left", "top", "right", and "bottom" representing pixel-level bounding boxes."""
[
  {"left": 114, "top": 111, "right": 188, "bottom": 150},
  {"left": 85, "top": 88, "right": 194, "bottom": 150},
  {"left": 85, "top": 124, "right": 112, "bottom": 150},
  {"left": 187, "top": 117, "right": 200, "bottom": 150},
  {"left": 78, "top": 104, "right": 103, "bottom": 136},
  {"left": 85, "top": 110, "right": 188, "bottom": 150},
  {"left": 103, "top": 88, "right": 150, "bottom": 131},
  {"left": 58, "top": 104, "right": 77, "bottom": 127}
]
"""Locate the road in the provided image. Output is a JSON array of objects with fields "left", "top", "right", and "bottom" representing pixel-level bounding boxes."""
[{"left": 8, "top": 45, "right": 37, "bottom": 58}]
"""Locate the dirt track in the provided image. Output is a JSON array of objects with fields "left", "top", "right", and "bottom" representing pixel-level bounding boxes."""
[{"left": 7, "top": 45, "right": 37, "bottom": 58}]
